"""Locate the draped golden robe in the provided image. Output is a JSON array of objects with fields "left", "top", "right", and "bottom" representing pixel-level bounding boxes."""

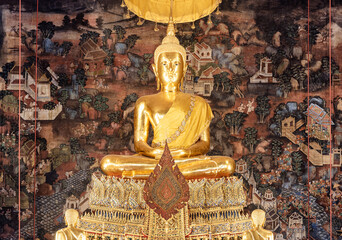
[{"left": 152, "top": 92, "right": 213, "bottom": 149}]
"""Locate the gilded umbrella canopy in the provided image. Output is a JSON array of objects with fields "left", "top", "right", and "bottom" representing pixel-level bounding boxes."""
[{"left": 123, "top": 0, "right": 220, "bottom": 23}]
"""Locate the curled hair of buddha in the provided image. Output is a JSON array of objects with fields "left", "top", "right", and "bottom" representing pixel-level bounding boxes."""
[{"left": 154, "top": 22, "right": 187, "bottom": 66}]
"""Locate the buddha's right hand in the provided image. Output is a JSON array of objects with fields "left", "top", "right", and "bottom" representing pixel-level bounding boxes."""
[
  {"left": 135, "top": 140, "right": 164, "bottom": 158},
  {"left": 152, "top": 148, "right": 188, "bottom": 159},
  {"left": 139, "top": 147, "right": 165, "bottom": 159},
  {"left": 151, "top": 147, "right": 165, "bottom": 159}
]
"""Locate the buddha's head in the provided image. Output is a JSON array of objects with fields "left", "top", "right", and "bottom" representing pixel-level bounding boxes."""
[
  {"left": 251, "top": 209, "right": 266, "bottom": 227},
  {"left": 64, "top": 209, "right": 79, "bottom": 227},
  {"left": 152, "top": 22, "right": 187, "bottom": 91}
]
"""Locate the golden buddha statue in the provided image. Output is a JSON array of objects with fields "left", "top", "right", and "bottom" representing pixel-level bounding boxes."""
[
  {"left": 100, "top": 22, "right": 235, "bottom": 179},
  {"left": 55, "top": 209, "right": 85, "bottom": 240},
  {"left": 244, "top": 209, "right": 274, "bottom": 240}
]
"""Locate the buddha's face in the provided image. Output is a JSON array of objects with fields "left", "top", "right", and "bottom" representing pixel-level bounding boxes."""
[{"left": 152, "top": 52, "right": 187, "bottom": 91}]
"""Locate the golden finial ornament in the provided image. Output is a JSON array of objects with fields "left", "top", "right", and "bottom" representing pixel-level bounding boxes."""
[
  {"left": 120, "top": 0, "right": 126, "bottom": 8},
  {"left": 191, "top": 21, "right": 195, "bottom": 29},
  {"left": 124, "top": 10, "right": 131, "bottom": 19},
  {"left": 215, "top": 6, "right": 221, "bottom": 15},
  {"left": 137, "top": 17, "right": 144, "bottom": 26},
  {"left": 154, "top": 22, "right": 159, "bottom": 31},
  {"left": 207, "top": 14, "right": 213, "bottom": 24}
]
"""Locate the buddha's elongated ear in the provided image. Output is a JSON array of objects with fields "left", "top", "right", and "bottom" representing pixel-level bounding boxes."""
[
  {"left": 180, "top": 63, "right": 188, "bottom": 90},
  {"left": 152, "top": 63, "right": 160, "bottom": 90},
  {"left": 183, "top": 63, "right": 188, "bottom": 77},
  {"left": 156, "top": 78, "right": 160, "bottom": 90},
  {"left": 152, "top": 63, "right": 157, "bottom": 75}
]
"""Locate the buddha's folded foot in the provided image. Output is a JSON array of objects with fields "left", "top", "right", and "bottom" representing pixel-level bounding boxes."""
[
  {"left": 122, "top": 170, "right": 135, "bottom": 178},
  {"left": 212, "top": 157, "right": 236, "bottom": 178}
]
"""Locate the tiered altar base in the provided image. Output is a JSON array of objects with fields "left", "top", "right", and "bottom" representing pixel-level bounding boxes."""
[{"left": 78, "top": 172, "right": 253, "bottom": 240}]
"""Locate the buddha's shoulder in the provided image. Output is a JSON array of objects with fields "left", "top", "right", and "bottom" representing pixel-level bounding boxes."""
[
  {"left": 135, "top": 94, "right": 160, "bottom": 106},
  {"left": 178, "top": 92, "right": 204, "bottom": 101},
  {"left": 194, "top": 95, "right": 206, "bottom": 102},
  {"left": 191, "top": 94, "right": 210, "bottom": 106},
  {"left": 55, "top": 229, "right": 67, "bottom": 239},
  {"left": 176, "top": 93, "right": 210, "bottom": 108}
]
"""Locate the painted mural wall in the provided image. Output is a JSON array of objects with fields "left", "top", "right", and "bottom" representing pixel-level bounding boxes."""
[{"left": 0, "top": 0, "right": 341, "bottom": 239}]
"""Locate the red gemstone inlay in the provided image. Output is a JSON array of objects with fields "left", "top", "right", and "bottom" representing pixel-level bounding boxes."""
[{"left": 159, "top": 177, "right": 175, "bottom": 203}]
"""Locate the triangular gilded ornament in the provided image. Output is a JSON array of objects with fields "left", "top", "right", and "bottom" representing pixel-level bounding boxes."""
[{"left": 143, "top": 143, "right": 190, "bottom": 220}]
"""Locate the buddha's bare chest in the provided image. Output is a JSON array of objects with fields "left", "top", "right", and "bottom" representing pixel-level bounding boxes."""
[{"left": 145, "top": 98, "right": 173, "bottom": 125}]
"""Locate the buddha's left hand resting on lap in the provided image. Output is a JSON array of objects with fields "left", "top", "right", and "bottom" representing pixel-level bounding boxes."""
[{"left": 100, "top": 22, "right": 235, "bottom": 179}]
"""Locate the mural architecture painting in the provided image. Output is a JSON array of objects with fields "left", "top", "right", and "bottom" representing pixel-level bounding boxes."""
[{"left": 0, "top": 0, "right": 341, "bottom": 239}]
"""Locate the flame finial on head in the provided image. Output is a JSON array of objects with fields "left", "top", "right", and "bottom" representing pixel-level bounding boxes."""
[{"left": 166, "top": 19, "right": 176, "bottom": 36}]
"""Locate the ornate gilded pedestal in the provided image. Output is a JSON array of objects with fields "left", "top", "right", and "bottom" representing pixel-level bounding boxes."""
[{"left": 77, "top": 172, "right": 252, "bottom": 240}]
